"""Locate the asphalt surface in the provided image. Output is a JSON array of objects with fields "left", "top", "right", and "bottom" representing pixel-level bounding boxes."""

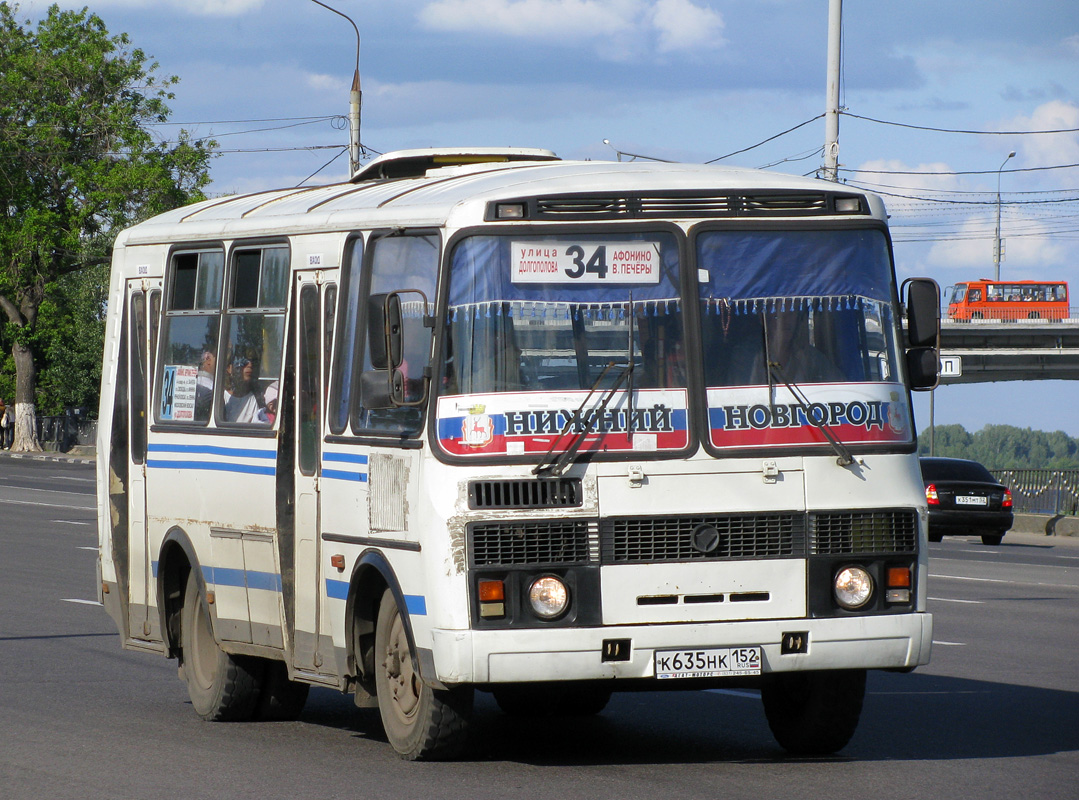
[{"left": 2, "top": 456, "right": 1077, "bottom": 800}]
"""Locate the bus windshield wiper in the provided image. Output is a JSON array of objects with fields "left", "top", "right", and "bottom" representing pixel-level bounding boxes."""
[
  {"left": 767, "top": 360, "right": 855, "bottom": 467},
  {"left": 533, "top": 359, "right": 634, "bottom": 478}
]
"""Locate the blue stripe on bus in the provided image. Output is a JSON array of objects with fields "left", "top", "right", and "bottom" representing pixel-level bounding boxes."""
[
  {"left": 324, "top": 579, "right": 426, "bottom": 616},
  {"left": 201, "top": 565, "right": 282, "bottom": 593},
  {"left": 321, "top": 468, "right": 368, "bottom": 482},
  {"left": 323, "top": 451, "right": 369, "bottom": 464},
  {"left": 148, "top": 443, "right": 277, "bottom": 459},
  {"left": 147, "top": 459, "right": 276, "bottom": 476}
]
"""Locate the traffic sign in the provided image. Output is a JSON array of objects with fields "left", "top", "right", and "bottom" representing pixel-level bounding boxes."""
[{"left": 940, "top": 356, "right": 962, "bottom": 377}]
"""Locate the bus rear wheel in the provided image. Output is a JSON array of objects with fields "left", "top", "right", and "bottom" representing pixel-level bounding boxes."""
[
  {"left": 179, "top": 571, "right": 263, "bottom": 721},
  {"left": 374, "top": 589, "right": 472, "bottom": 760},
  {"left": 761, "top": 669, "right": 866, "bottom": 755}
]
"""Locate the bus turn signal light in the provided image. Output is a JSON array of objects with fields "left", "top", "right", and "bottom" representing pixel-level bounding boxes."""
[
  {"left": 479, "top": 579, "right": 506, "bottom": 618},
  {"left": 885, "top": 566, "right": 912, "bottom": 604}
]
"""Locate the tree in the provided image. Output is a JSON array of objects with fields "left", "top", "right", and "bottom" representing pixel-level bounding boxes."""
[{"left": 0, "top": 3, "right": 215, "bottom": 450}]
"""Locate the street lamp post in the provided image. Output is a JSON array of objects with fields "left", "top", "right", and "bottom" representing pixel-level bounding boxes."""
[{"left": 994, "top": 150, "right": 1016, "bottom": 281}]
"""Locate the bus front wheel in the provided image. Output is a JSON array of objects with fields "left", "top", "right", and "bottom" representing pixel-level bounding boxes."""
[
  {"left": 179, "top": 571, "right": 263, "bottom": 721},
  {"left": 761, "top": 668, "right": 866, "bottom": 755},
  {"left": 374, "top": 589, "right": 472, "bottom": 760}
]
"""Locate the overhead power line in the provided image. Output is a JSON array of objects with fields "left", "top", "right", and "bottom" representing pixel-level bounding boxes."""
[{"left": 841, "top": 112, "right": 1079, "bottom": 136}]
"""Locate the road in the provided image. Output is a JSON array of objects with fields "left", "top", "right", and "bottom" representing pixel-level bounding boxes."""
[{"left": 1, "top": 456, "right": 1077, "bottom": 799}]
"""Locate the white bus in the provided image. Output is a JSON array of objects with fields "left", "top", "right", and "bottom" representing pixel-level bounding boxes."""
[{"left": 97, "top": 147, "right": 940, "bottom": 760}]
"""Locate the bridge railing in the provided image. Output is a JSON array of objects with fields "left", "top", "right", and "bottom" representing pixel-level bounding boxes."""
[
  {"left": 991, "top": 469, "right": 1079, "bottom": 516},
  {"left": 941, "top": 306, "right": 1079, "bottom": 324}
]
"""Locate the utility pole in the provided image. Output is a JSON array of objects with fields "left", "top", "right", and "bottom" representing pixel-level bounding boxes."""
[
  {"left": 822, "top": 0, "right": 842, "bottom": 182},
  {"left": 994, "top": 151, "right": 1016, "bottom": 281}
]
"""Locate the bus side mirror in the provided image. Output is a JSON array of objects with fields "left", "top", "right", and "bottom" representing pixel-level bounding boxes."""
[
  {"left": 904, "top": 278, "right": 940, "bottom": 348},
  {"left": 367, "top": 293, "right": 403, "bottom": 370},
  {"left": 902, "top": 278, "right": 940, "bottom": 391},
  {"left": 361, "top": 289, "right": 431, "bottom": 408},
  {"left": 906, "top": 348, "right": 939, "bottom": 391}
]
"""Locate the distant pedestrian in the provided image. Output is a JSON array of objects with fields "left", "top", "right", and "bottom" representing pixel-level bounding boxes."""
[{"left": 0, "top": 400, "right": 11, "bottom": 449}]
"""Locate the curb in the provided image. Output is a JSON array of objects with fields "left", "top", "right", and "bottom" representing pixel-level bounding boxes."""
[{"left": 0, "top": 450, "right": 95, "bottom": 465}]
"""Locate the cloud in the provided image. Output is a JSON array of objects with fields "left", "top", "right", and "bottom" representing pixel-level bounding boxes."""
[
  {"left": 44, "top": 0, "right": 266, "bottom": 15},
  {"left": 1002, "top": 100, "right": 1079, "bottom": 183},
  {"left": 417, "top": 0, "right": 724, "bottom": 57},
  {"left": 650, "top": 0, "right": 724, "bottom": 52}
]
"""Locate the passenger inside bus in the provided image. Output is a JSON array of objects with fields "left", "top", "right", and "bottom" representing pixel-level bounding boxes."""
[{"left": 223, "top": 355, "right": 267, "bottom": 423}]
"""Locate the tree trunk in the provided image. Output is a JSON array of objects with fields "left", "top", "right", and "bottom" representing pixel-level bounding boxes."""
[{"left": 11, "top": 340, "right": 41, "bottom": 452}]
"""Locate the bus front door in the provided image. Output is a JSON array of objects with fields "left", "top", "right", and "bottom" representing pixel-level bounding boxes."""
[
  {"left": 286, "top": 274, "right": 333, "bottom": 673},
  {"left": 125, "top": 281, "right": 154, "bottom": 640}
]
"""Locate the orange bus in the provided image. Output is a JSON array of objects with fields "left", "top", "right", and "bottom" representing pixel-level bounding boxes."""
[{"left": 945, "top": 280, "right": 1069, "bottom": 321}]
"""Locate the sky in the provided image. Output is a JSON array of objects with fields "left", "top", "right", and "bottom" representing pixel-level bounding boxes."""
[{"left": 17, "top": 0, "right": 1079, "bottom": 437}]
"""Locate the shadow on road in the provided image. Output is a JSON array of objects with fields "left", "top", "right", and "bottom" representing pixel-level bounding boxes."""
[{"left": 299, "top": 669, "right": 1079, "bottom": 765}]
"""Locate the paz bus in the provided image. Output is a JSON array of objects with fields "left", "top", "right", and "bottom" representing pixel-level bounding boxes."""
[
  {"left": 945, "top": 279, "right": 1069, "bottom": 321},
  {"left": 97, "top": 147, "right": 941, "bottom": 760}
]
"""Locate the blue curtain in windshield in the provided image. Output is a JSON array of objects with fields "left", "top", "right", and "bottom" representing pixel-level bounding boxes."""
[{"left": 697, "top": 229, "right": 893, "bottom": 301}]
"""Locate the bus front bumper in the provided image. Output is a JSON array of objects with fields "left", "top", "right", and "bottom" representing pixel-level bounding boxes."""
[{"left": 426, "top": 612, "right": 933, "bottom": 686}]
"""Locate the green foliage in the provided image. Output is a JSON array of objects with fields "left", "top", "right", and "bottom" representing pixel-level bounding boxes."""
[
  {"left": 0, "top": 3, "right": 215, "bottom": 419},
  {"left": 919, "top": 423, "right": 1079, "bottom": 469}
]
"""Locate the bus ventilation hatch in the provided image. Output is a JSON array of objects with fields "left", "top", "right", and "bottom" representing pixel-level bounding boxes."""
[
  {"left": 467, "top": 478, "right": 583, "bottom": 510},
  {"left": 487, "top": 191, "right": 865, "bottom": 221}
]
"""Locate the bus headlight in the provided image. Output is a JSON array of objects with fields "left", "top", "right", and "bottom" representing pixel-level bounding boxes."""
[
  {"left": 528, "top": 576, "right": 569, "bottom": 619},
  {"left": 834, "top": 566, "right": 873, "bottom": 610}
]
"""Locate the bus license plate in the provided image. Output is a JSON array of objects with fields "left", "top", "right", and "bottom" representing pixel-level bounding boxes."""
[
  {"left": 654, "top": 647, "right": 762, "bottom": 679},
  {"left": 956, "top": 495, "right": 988, "bottom": 506}
]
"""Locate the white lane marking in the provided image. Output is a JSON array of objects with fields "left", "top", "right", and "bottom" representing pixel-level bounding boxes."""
[
  {"left": 932, "top": 640, "right": 966, "bottom": 646},
  {"left": 53, "top": 519, "right": 92, "bottom": 525},
  {"left": 928, "top": 596, "right": 983, "bottom": 604},
  {"left": 77, "top": 546, "right": 97, "bottom": 551},
  {"left": 931, "top": 573, "right": 1079, "bottom": 591},
  {"left": 0, "top": 498, "right": 93, "bottom": 510},
  {"left": 62, "top": 598, "right": 102, "bottom": 606}
]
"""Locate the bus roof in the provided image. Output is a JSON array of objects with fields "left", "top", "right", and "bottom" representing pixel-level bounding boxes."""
[{"left": 115, "top": 150, "right": 884, "bottom": 247}]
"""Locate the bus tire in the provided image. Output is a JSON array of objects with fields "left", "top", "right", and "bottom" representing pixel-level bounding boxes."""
[
  {"left": 256, "top": 660, "right": 310, "bottom": 721},
  {"left": 761, "top": 669, "right": 866, "bottom": 755},
  {"left": 492, "top": 682, "right": 612, "bottom": 716},
  {"left": 374, "top": 588, "right": 472, "bottom": 760},
  {"left": 179, "top": 571, "right": 263, "bottom": 721}
]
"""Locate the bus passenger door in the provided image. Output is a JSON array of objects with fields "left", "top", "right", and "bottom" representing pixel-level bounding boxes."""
[
  {"left": 287, "top": 274, "right": 332, "bottom": 672},
  {"left": 125, "top": 281, "right": 155, "bottom": 639}
]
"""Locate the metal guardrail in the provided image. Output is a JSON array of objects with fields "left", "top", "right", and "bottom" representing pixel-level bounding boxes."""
[
  {"left": 991, "top": 469, "right": 1079, "bottom": 517},
  {"left": 34, "top": 415, "right": 97, "bottom": 452},
  {"left": 941, "top": 306, "right": 1079, "bottom": 324}
]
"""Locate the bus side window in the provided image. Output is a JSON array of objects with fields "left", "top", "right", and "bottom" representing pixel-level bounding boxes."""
[
  {"left": 329, "top": 239, "right": 363, "bottom": 435},
  {"left": 969, "top": 288, "right": 981, "bottom": 303},
  {"left": 158, "top": 250, "right": 224, "bottom": 424},
  {"left": 219, "top": 246, "right": 289, "bottom": 426},
  {"left": 351, "top": 233, "right": 438, "bottom": 436}
]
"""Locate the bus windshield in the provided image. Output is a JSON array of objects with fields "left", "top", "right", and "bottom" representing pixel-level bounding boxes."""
[
  {"left": 696, "top": 228, "right": 911, "bottom": 451},
  {"left": 438, "top": 231, "right": 688, "bottom": 457}
]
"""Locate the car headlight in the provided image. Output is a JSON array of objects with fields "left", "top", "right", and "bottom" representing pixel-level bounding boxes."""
[
  {"left": 834, "top": 566, "right": 873, "bottom": 610},
  {"left": 528, "top": 576, "right": 570, "bottom": 619}
]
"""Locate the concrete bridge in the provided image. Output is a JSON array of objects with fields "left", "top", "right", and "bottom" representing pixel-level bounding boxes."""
[{"left": 937, "top": 309, "right": 1079, "bottom": 383}]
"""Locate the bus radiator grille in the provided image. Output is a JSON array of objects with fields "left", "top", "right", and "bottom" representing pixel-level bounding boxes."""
[
  {"left": 599, "top": 513, "right": 806, "bottom": 564},
  {"left": 809, "top": 510, "right": 918, "bottom": 555},
  {"left": 468, "top": 520, "right": 591, "bottom": 567}
]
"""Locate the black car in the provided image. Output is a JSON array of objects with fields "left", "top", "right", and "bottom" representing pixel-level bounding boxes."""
[{"left": 920, "top": 457, "right": 1014, "bottom": 545}]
